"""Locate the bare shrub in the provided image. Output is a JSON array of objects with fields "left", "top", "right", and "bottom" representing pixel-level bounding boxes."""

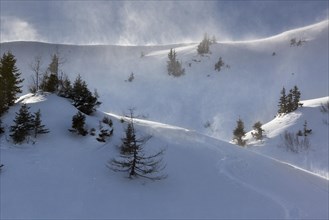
[{"left": 281, "top": 131, "right": 310, "bottom": 153}]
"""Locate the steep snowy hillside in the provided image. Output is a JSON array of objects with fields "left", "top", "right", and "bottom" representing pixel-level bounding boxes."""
[
  {"left": 0, "top": 20, "right": 328, "bottom": 140},
  {"left": 247, "top": 96, "right": 329, "bottom": 179},
  {"left": 0, "top": 94, "right": 328, "bottom": 219}
]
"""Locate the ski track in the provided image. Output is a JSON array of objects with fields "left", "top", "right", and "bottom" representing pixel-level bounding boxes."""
[{"left": 133, "top": 117, "right": 301, "bottom": 219}]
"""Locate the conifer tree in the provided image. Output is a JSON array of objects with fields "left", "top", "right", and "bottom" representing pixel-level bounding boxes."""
[
  {"left": 71, "top": 75, "right": 101, "bottom": 115},
  {"left": 252, "top": 121, "right": 265, "bottom": 140},
  {"left": 291, "top": 85, "right": 301, "bottom": 111},
  {"left": 0, "top": 52, "right": 24, "bottom": 116},
  {"left": 167, "top": 49, "right": 185, "bottom": 77},
  {"left": 109, "top": 110, "right": 166, "bottom": 180},
  {"left": 32, "top": 110, "right": 49, "bottom": 138},
  {"left": 286, "top": 90, "right": 294, "bottom": 113},
  {"left": 69, "top": 111, "right": 88, "bottom": 136},
  {"left": 39, "top": 53, "right": 61, "bottom": 93},
  {"left": 10, "top": 104, "right": 34, "bottom": 144},
  {"left": 0, "top": 118, "right": 4, "bottom": 134},
  {"left": 233, "top": 118, "right": 246, "bottom": 146},
  {"left": 278, "top": 87, "right": 287, "bottom": 114},
  {"left": 58, "top": 74, "right": 72, "bottom": 98},
  {"left": 215, "top": 57, "right": 225, "bottom": 72},
  {"left": 197, "top": 33, "right": 211, "bottom": 55}
]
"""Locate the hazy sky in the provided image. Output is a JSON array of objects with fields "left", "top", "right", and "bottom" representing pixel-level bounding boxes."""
[{"left": 0, "top": 0, "right": 328, "bottom": 45}]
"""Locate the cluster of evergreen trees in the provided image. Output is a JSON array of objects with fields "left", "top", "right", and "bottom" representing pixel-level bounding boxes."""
[
  {"left": 278, "top": 86, "right": 301, "bottom": 115},
  {"left": 10, "top": 104, "right": 49, "bottom": 144},
  {"left": 232, "top": 118, "right": 264, "bottom": 147},
  {"left": 197, "top": 33, "right": 216, "bottom": 55},
  {"left": 30, "top": 53, "right": 100, "bottom": 115}
]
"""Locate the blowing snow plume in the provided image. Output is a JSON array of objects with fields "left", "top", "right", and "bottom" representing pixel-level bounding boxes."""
[{"left": 1, "top": 1, "right": 327, "bottom": 45}]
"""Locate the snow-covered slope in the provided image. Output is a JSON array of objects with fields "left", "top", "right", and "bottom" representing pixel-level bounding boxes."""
[
  {"left": 0, "top": 93, "right": 328, "bottom": 219},
  {"left": 247, "top": 96, "right": 329, "bottom": 179},
  {"left": 0, "top": 20, "right": 328, "bottom": 219},
  {"left": 0, "top": 20, "right": 328, "bottom": 140}
]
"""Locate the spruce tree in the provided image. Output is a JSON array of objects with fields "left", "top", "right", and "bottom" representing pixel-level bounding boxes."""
[
  {"left": 0, "top": 52, "right": 24, "bottom": 116},
  {"left": 0, "top": 118, "right": 4, "bottom": 134},
  {"left": 167, "top": 49, "right": 185, "bottom": 77},
  {"left": 40, "top": 54, "right": 61, "bottom": 93},
  {"left": 233, "top": 118, "right": 246, "bottom": 146},
  {"left": 58, "top": 75, "right": 72, "bottom": 98},
  {"left": 291, "top": 85, "right": 301, "bottom": 111},
  {"left": 197, "top": 33, "right": 211, "bottom": 55},
  {"left": 286, "top": 90, "right": 294, "bottom": 113},
  {"left": 215, "top": 57, "right": 225, "bottom": 72},
  {"left": 10, "top": 104, "right": 34, "bottom": 144},
  {"left": 71, "top": 75, "right": 101, "bottom": 115},
  {"left": 109, "top": 110, "right": 166, "bottom": 180},
  {"left": 278, "top": 87, "right": 287, "bottom": 114},
  {"left": 252, "top": 121, "right": 265, "bottom": 140},
  {"left": 32, "top": 110, "right": 49, "bottom": 138},
  {"left": 69, "top": 111, "right": 88, "bottom": 136}
]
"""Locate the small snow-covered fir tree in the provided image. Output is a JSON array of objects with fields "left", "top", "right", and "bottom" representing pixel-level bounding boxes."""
[
  {"left": 10, "top": 104, "right": 34, "bottom": 144},
  {"left": 215, "top": 57, "right": 225, "bottom": 72},
  {"left": 32, "top": 109, "right": 49, "bottom": 138},
  {"left": 0, "top": 118, "right": 4, "bottom": 134},
  {"left": 278, "top": 87, "right": 288, "bottom": 114},
  {"left": 69, "top": 111, "right": 88, "bottom": 136},
  {"left": 71, "top": 75, "right": 101, "bottom": 115},
  {"left": 108, "top": 110, "right": 166, "bottom": 180},
  {"left": 233, "top": 118, "right": 246, "bottom": 146},
  {"left": 291, "top": 85, "right": 301, "bottom": 111},
  {"left": 251, "top": 121, "right": 265, "bottom": 140},
  {"left": 197, "top": 33, "right": 211, "bottom": 55},
  {"left": 167, "top": 49, "right": 185, "bottom": 77}
]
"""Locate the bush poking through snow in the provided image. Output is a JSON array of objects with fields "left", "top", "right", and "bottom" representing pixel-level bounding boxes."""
[
  {"left": 214, "top": 57, "right": 225, "bottom": 72},
  {"left": 96, "top": 117, "right": 114, "bottom": 142},
  {"left": 320, "top": 101, "right": 329, "bottom": 113},
  {"left": 320, "top": 101, "right": 329, "bottom": 125},
  {"left": 281, "top": 131, "right": 310, "bottom": 153}
]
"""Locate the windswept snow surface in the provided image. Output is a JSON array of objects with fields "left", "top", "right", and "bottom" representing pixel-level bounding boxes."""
[
  {"left": 0, "top": 20, "right": 328, "bottom": 140},
  {"left": 247, "top": 96, "right": 329, "bottom": 179},
  {"left": 0, "top": 20, "right": 328, "bottom": 219},
  {"left": 0, "top": 94, "right": 328, "bottom": 219}
]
